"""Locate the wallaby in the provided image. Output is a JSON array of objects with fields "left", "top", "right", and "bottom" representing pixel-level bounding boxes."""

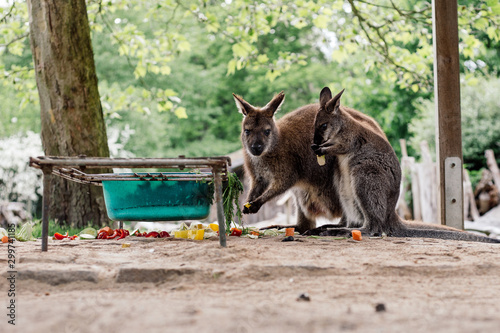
[
  {"left": 309, "top": 87, "right": 500, "bottom": 243},
  {"left": 233, "top": 91, "right": 386, "bottom": 234}
]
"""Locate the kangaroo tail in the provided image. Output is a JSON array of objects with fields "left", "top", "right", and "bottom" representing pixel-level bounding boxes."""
[{"left": 394, "top": 220, "right": 500, "bottom": 244}]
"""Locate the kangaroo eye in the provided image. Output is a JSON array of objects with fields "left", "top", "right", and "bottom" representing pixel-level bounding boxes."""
[
  {"left": 264, "top": 129, "right": 271, "bottom": 136},
  {"left": 244, "top": 129, "right": 251, "bottom": 135},
  {"left": 321, "top": 123, "right": 328, "bottom": 130}
]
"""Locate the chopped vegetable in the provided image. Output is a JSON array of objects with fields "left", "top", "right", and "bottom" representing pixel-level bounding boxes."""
[
  {"left": 146, "top": 231, "right": 160, "bottom": 238},
  {"left": 244, "top": 202, "right": 252, "bottom": 209},
  {"left": 0, "top": 228, "right": 8, "bottom": 238},
  {"left": 53, "top": 232, "right": 68, "bottom": 240},
  {"left": 2, "top": 236, "right": 9, "bottom": 243},
  {"left": 159, "top": 231, "right": 170, "bottom": 238},
  {"left": 97, "top": 231, "right": 108, "bottom": 239},
  {"left": 174, "top": 230, "right": 189, "bottom": 239},
  {"left": 116, "top": 229, "right": 130, "bottom": 240},
  {"left": 79, "top": 227, "right": 97, "bottom": 237},
  {"left": 230, "top": 228, "right": 242, "bottom": 237},
  {"left": 317, "top": 155, "right": 326, "bottom": 166},
  {"left": 352, "top": 230, "right": 362, "bottom": 241},
  {"left": 195, "top": 229, "right": 204, "bottom": 240},
  {"left": 209, "top": 223, "right": 219, "bottom": 232},
  {"left": 79, "top": 233, "right": 96, "bottom": 240},
  {"left": 16, "top": 222, "right": 36, "bottom": 241},
  {"left": 250, "top": 231, "right": 260, "bottom": 236},
  {"left": 285, "top": 228, "right": 295, "bottom": 237},
  {"left": 98, "top": 226, "right": 113, "bottom": 237}
]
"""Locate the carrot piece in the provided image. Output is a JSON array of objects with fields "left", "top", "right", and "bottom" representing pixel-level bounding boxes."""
[
  {"left": 352, "top": 230, "right": 362, "bottom": 241},
  {"left": 285, "top": 228, "right": 295, "bottom": 237},
  {"left": 1, "top": 235, "right": 9, "bottom": 243},
  {"left": 98, "top": 226, "right": 113, "bottom": 236}
]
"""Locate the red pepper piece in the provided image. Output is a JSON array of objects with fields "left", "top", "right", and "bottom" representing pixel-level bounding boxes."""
[
  {"left": 54, "top": 232, "right": 67, "bottom": 240},
  {"left": 97, "top": 231, "right": 108, "bottom": 239},
  {"left": 145, "top": 231, "right": 160, "bottom": 238},
  {"left": 69, "top": 235, "right": 78, "bottom": 240},
  {"left": 107, "top": 230, "right": 119, "bottom": 239},
  {"left": 117, "top": 229, "right": 127, "bottom": 240},
  {"left": 159, "top": 231, "right": 170, "bottom": 238},
  {"left": 230, "top": 228, "right": 242, "bottom": 237}
]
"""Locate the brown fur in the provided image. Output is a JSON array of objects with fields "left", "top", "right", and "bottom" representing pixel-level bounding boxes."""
[
  {"left": 309, "top": 87, "right": 500, "bottom": 243},
  {"left": 233, "top": 91, "right": 386, "bottom": 233}
]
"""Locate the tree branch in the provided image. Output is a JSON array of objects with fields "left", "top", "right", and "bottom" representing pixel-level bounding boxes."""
[
  {"left": 347, "top": 0, "right": 431, "bottom": 87},
  {"left": 1, "top": 33, "right": 29, "bottom": 55},
  {"left": 0, "top": 2, "right": 16, "bottom": 23}
]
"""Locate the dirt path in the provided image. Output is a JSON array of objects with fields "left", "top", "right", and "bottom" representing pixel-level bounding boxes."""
[{"left": 2, "top": 235, "right": 500, "bottom": 333}]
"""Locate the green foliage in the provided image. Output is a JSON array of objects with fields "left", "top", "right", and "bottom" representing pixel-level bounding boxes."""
[
  {"left": 1, "top": 0, "right": 500, "bottom": 163},
  {"left": 409, "top": 77, "right": 500, "bottom": 170},
  {"left": 30, "top": 220, "right": 89, "bottom": 239},
  {"left": 223, "top": 173, "right": 244, "bottom": 232}
]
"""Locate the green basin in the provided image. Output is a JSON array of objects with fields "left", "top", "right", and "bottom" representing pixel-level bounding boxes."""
[{"left": 102, "top": 173, "right": 212, "bottom": 221}]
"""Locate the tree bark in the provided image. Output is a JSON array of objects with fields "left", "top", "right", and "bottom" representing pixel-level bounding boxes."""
[{"left": 28, "top": 0, "right": 110, "bottom": 227}]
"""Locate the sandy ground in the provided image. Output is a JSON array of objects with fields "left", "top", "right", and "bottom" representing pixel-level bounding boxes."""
[{"left": 1, "top": 234, "right": 500, "bottom": 333}]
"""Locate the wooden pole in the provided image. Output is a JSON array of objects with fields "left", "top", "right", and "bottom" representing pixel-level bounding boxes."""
[
  {"left": 213, "top": 167, "right": 227, "bottom": 247},
  {"left": 432, "top": 0, "right": 463, "bottom": 229},
  {"left": 485, "top": 150, "right": 500, "bottom": 188}
]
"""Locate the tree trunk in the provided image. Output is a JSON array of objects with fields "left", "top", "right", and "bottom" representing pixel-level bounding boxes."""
[{"left": 28, "top": 0, "right": 110, "bottom": 227}]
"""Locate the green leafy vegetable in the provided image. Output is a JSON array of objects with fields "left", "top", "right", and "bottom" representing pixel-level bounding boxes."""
[
  {"left": 15, "top": 222, "right": 36, "bottom": 241},
  {"left": 222, "top": 172, "right": 244, "bottom": 233}
]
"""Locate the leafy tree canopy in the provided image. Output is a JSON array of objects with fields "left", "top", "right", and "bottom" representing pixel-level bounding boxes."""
[{"left": 1, "top": 0, "right": 500, "bottom": 159}]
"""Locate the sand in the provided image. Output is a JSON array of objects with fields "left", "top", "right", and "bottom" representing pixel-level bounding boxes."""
[{"left": 2, "top": 234, "right": 500, "bottom": 333}]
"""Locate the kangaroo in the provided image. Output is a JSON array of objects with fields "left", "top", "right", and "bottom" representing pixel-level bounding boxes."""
[
  {"left": 309, "top": 87, "right": 500, "bottom": 243},
  {"left": 233, "top": 91, "right": 386, "bottom": 234}
]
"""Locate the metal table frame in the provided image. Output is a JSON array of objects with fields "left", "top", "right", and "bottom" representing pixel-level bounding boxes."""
[{"left": 29, "top": 156, "right": 231, "bottom": 251}]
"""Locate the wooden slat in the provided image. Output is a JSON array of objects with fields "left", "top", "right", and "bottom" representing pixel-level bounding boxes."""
[{"left": 432, "top": 0, "right": 463, "bottom": 229}]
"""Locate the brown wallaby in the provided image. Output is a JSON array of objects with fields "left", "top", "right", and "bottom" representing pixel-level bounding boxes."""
[
  {"left": 309, "top": 87, "right": 500, "bottom": 243},
  {"left": 233, "top": 91, "right": 387, "bottom": 234}
]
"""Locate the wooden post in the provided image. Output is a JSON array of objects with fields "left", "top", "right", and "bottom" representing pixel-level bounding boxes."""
[
  {"left": 432, "top": 0, "right": 463, "bottom": 229},
  {"left": 485, "top": 150, "right": 500, "bottom": 187},
  {"left": 213, "top": 167, "right": 227, "bottom": 247},
  {"left": 41, "top": 167, "right": 51, "bottom": 252}
]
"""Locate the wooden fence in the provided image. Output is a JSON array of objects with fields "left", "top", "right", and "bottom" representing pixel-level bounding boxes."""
[{"left": 397, "top": 140, "right": 500, "bottom": 223}]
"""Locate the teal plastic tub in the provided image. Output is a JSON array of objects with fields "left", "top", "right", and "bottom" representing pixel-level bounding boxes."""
[{"left": 102, "top": 173, "right": 212, "bottom": 221}]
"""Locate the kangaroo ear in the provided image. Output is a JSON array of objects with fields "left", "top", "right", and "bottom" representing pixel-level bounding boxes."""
[
  {"left": 262, "top": 91, "right": 285, "bottom": 117},
  {"left": 319, "top": 87, "right": 332, "bottom": 108},
  {"left": 233, "top": 93, "right": 255, "bottom": 116},
  {"left": 325, "top": 88, "right": 345, "bottom": 114}
]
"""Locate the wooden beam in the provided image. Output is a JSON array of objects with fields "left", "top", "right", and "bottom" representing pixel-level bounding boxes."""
[{"left": 432, "top": 0, "right": 463, "bottom": 229}]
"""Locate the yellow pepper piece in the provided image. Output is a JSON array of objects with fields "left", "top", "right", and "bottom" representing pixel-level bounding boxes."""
[
  {"left": 174, "top": 230, "right": 189, "bottom": 239},
  {"left": 194, "top": 229, "right": 204, "bottom": 240},
  {"left": 244, "top": 202, "right": 252, "bottom": 208},
  {"left": 209, "top": 223, "right": 219, "bottom": 232},
  {"left": 317, "top": 155, "right": 326, "bottom": 166}
]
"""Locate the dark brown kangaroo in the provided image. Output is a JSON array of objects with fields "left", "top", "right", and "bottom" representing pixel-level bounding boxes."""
[
  {"left": 309, "top": 87, "right": 500, "bottom": 243},
  {"left": 233, "top": 91, "right": 386, "bottom": 234}
]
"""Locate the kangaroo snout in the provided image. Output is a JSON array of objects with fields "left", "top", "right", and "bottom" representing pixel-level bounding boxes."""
[
  {"left": 250, "top": 143, "right": 264, "bottom": 156},
  {"left": 311, "top": 143, "right": 320, "bottom": 153}
]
